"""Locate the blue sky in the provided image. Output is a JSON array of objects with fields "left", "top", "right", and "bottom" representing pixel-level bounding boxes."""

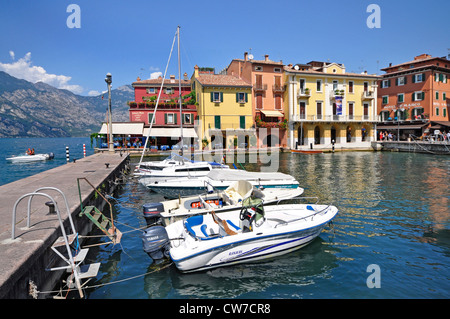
[{"left": 0, "top": 0, "right": 449, "bottom": 96}]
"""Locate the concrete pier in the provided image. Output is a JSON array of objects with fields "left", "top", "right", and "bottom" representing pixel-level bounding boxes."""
[
  {"left": 0, "top": 152, "right": 130, "bottom": 299},
  {"left": 373, "top": 140, "right": 450, "bottom": 155}
]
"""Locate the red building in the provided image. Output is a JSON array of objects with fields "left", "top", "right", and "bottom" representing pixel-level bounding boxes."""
[
  {"left": 129, "top": 74, "right": 198, "bottom": 149},
  {"left": 377, "top": 54, "right": 450, "bottom": 139}
]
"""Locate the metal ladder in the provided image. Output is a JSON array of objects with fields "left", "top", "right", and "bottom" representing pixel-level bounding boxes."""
[
  {"left": 11, "top": 187, "right": 100, "bottom": 298},
  {"left": 76, "top": 178, "right": 122, "bottom": 246}
]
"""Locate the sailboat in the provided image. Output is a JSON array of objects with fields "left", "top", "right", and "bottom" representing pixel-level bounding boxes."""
[{"left": 135, "top": 26, "right": 229, "bottom": 179}]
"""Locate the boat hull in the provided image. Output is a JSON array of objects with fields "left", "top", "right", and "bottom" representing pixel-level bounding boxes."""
[{"left": 171, "top": 225, "right": 324, "bottom": 272}]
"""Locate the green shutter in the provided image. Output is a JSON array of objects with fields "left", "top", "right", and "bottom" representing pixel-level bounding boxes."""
[
  {"left": 245, "top": 93, "right": 248, "bottom": 102},
  {"left": 412, "top": 75, "right": 415, "bottom": 83},
  {"left": 164, "top": 113, "right": 167, "bottom": 124},
  {"left": 220, "top": 92, "right": 223, "bottom": 102},
  {"left": 412, "top": 93, "right": 415, "bottom": 101},
  {"left": 404, "top": 76, "right": 407, "bottom": 85},
  {"left": 240, "top": 116, "right": 245, "bottom": 129},
  {"left": 215, "top": 116, "right": 221, "bottom": 129},
  {"left": 210, "top": 92, "right": 214, "bottom": 102},
  {"left": 236, "top": 93, "right": 239, "bottom": 103},
  {"left": 421, "top": 92, "right": 425, "bottom": 100},
  {"left": 174, "top": 113, "right": 177, "bottom": 124},
  {"left": 387, "top": 79, "right": 391, "bottom": 87},
  {"left": 395, "top": 78, "right": 398, "bottom": 86},
  {"left": 439, "top": 74, "right": 443, "bottom": 82}
]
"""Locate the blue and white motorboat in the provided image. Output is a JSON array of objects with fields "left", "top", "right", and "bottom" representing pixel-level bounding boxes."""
[{"left": 141, "top": 198, "right": 338, "bottom": 273}]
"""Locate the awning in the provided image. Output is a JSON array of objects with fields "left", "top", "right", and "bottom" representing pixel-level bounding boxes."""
[
  {"left": 99, "top": 122, "right": 144, "bottom": 135},
  {"left": 260, "top": 110, "right": 284, "bottom": 117},
  {"left": 142, "top": 127, "right": 198, "bottom": 138},
  {"left": 430, "top": 121, "right": 450, "bottom": 128},
  {"left": 377, "top": 124, "right": 426, "bottom": 130}
]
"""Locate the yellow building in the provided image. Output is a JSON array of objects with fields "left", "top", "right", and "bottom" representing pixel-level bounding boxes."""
[
  {"left": 192, "top": 65, "right": 255, "bottom": 149},
  {"left": 284, "top": 61, "right": 380, "bottom": 150}
]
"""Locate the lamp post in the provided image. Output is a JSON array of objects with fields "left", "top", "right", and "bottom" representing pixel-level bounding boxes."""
[{"left": 105, "top": 73, "right": 113, "bottom": 153}]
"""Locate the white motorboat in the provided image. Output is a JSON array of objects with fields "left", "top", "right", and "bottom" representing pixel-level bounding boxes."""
[
  {"left": 6, "top": 152, "right": 54, "bottom": 163},
  {"left": 135, "top": 153, "right": 229, "bottom": 179},
  {"left": 140, "top": 169, "right": 300, "bottom": 199},
  {"left": 142, "top": 180, "right": 304, "bottom": 226},
  {"left": 141, "top": 198, "right": 338, "bottom": 273}
]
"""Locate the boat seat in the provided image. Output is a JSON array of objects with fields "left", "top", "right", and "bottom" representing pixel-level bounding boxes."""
[
  {"left": 211, "top": 211, "right": 239, "bottom": 236},
  {"left": 184, "top": 215, "right": 219, "bottom": 240}
]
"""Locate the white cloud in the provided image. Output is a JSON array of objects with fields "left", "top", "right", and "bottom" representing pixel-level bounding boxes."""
[
  {"left": 9, "top": 51, "right": 15, "bottom": 60},
  {"left": 0, "top": 51, "right": 83, "bottom": 94},
  {"left": 88, "top": 90, "right": 101, "bottom": 96},
  {"left": 150, "top": 71, "right": 163, "bottom": 79}
]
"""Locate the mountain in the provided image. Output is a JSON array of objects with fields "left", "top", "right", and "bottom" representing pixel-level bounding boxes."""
[{"left": 0, "top": 71, "right": 132, "bottom": 137}]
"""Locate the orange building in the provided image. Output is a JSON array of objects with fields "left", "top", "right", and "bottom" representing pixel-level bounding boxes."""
[
  {"left": 377, "top": 54, "right": 450, "bottom": 139},
  {"left": 227, "top": 53, "right": 287, "bottom": 147}
]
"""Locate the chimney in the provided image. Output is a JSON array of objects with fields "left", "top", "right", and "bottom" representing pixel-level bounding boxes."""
[
  {"left": 265, "top": 54, "right": 269, "bottom": 61},
  {"left": 244, "top": 52, "right": 248, "bottom": 62},
  {"left": 389, "top": 63, "right": 392, "bottom": 67},
  {"left": 170, "top": 75, "right": 175, "bottom": 79},
  {"left": 194, "top": 65, "right": 199, "bottom": 78},
  {"left": 183, "top": 72, "right": 188, "bottom": 80}
]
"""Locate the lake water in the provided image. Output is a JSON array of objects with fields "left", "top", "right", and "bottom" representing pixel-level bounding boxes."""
[
  {"left": 85, "top": 150, "right": 449, "bottom": 299},
  {"left": 1, "top": 138, "right": 449, "bottom": 299}
]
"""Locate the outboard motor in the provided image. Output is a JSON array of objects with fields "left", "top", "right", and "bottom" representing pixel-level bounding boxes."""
[
  {"left": 142, "top": 203, "right": 164, "bottom": 226},
  {"left": 48, "top": 152, "right": 55, "bottom": 160},
  {"left": 141, "top": 226, "right": 170, "bottom": 260}
]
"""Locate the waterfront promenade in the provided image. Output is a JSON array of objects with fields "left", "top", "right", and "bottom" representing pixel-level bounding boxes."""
[{"left": 0, "top": 152, "right": 130, "bottom": 298}]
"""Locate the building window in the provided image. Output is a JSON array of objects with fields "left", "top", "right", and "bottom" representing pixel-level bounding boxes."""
[
  {"left": 240, "top": 116, "right": 245, "bottom": 129},
  {"left": 211, "top": 91, "right": 223, "bottom": 103},
  {"left": 255, "top": 66, "right": 263, "bottom": 71},
  {"left": 444, "top": 108, "right": 447, "bottom": 117},
  {"left": 165, "top": 113, "right": 177, "bottom": 124},
  {"left": 398, "top": 94, "right": 404, "bottom": 103},
  {"left": 165, "top": 88, "right": 174, "bottom": 94},
  {"left": 299, "top": 102, "right": 306, "bottom": 119},
  {"left": 333, "top": 80, "right": 338, "bottom": 91},
  {"left": 382, "top": 79, "right": 390, "bottom": 88},
  {"left": 412, "top": 91, "right": 425, "bottom": 101},
  {"left": 348, "top": 81, "right": 354, "bottom": 93},
  {"left": 183, "top": 113, "right": 193, "bottom": 124},
  {"left": 214, "top": 116, "right": 221, "bottom": 129},
  {"left": 316, "top": 102, "right": 322, "bottom": 119},
  {"left": 236, "top": 92, "right": 248, "bottom": 104},
  {"left": 363, "top": 103, "right": 369, "bottom": 119},
  {"left": 413, "top": 74, "right": 424, "bottom": 83},
  {"left": 316, "top": 80, "right": 322, "bottom": 92},
  {"left": 274, "top": 67, "right": 281, "bottom": 73},
  {"left": 256, "top": 93, "right": 263, "bottom": 109},
  {"left": 382, "top": 96, "right": 389, "bottom": 104},
  {"left": 148, "top": 113, "right": 154, "bottom": 125},
  {"left": 348, "top": 103, "right": 354, "bottom": 119},
  {"left": 436, "top": 107, "right": 439, "bottom": 116},
  {"left": 146, "top": 88, "right": 155, "bottom": 94},
  {"left": 436, "top": 91, "right": 439, "bottom": 100},
  {"left": 275, "top": 94, "right": 282, "bottom": 109},
  {"left": 397, "top": 76, "right": 406, "bottom": 86},
  {"left": 443, "top": 92, "right": 447, "bottom": 100}
]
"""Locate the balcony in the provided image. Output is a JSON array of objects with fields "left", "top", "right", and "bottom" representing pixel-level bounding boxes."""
[
  {"left": 253, "top": 83, "right": 268, "bottom": 92},
  {"left": 291, "top": 114, "right": 377, "bottom": 122},
  {"left": 297, "top": 88, "right": 311, "bottom": 98},
  {"left": 272, "top": 84, "right": 286, "bottom": 93},
  {"left": 362, "top": 91, "right": 375, "bottom": 100},
  {"left": 330, "top": 89, "right": 345, "bottom": 99}
]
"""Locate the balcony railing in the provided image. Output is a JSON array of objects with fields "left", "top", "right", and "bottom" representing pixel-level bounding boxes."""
[
  {"left": 297, "top": 89, "right": 311, "bottom": 98},
  {"left": 291, "top": 114, "right": 377, "bottom": 122},
  {"left": 362, "top": 91, "right": 375, "bottom": 99},
  {"left": 330, "top": 90, "right": 345, "bottom": 99},
  {"left": 272, "top": 84, "right": 285, "bottom": 93},
  {"left": 253, "top": 83, "right": 268, "bottom": 91}
]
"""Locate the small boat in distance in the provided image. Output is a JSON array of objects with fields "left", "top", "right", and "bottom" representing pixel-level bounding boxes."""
[
  {"left": 6, "top": 152, "right": 54, "bottom": 163},
  {"left": 291, "top": 149, "right": 323, "bottom": 154}
]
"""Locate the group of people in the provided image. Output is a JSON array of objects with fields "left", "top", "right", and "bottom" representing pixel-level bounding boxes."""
[
  {"left": 26, "top": 148, "right": 35, "bottom": 155},
  {"left": 379, "top": 131, "right": 396, "bottom": 141}
]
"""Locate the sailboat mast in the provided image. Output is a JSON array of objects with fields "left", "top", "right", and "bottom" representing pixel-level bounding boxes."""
[{"left": 177, "top": 26, "right": 183, "bottom": 156}]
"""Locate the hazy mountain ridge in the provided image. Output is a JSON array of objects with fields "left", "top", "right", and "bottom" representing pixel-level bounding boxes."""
[{"left": 0, "top": 71, "right": 132, "bottom": 137}]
